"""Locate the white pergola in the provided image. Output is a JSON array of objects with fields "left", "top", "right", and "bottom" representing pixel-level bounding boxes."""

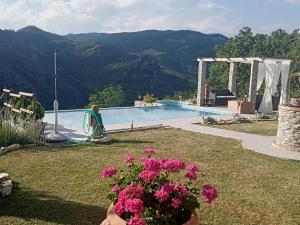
[{"left": 196, "top": 57, "right": 292, "bottom": 113}]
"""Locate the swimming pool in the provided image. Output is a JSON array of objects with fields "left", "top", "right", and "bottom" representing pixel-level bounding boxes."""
[{"left": 44, "top": 102, "right": 229, "bottom": 130}]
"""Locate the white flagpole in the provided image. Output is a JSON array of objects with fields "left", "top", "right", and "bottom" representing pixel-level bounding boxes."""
[
  {"left": 54, "top": 49, "right": 58, "bottom": 133},
  {"left": 46, "top": 49, "right": 67, "bottom": 143}
]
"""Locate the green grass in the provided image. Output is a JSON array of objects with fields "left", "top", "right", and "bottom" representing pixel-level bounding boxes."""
[
  {"left": 203, "top": 120, "right": 278, "bottom": 136},
  {"left": 0, "top": 128, "right": 299, "bottom": 225}
]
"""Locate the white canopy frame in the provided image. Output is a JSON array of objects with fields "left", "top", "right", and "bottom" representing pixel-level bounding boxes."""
[{"left": 196, "top": 57, "right": 292, "bottom": 113}]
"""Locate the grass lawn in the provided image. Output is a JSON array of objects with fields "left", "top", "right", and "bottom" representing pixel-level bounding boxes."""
[
  {"left": 203, "top": 120, "right": 278, "bottom": 136},
  {"left": 0, "top": 128, "right": 299, "bottom": 225}
]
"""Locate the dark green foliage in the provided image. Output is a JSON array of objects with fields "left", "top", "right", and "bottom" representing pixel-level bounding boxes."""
[
  {"left": 27, "top": 101, "right": 45, "bottom": 119},
  {"left": 165, "top": 90, "right": 197, "bottom": 101},
  {"left": 15, "top": 99, "right": 45, "bottom": 119},
  {"left": 88, "top": 85, "right": 125, "bottom": 108},
  {"left": 209, "top": 27, "right": 300, "bottom": 98},
  {"left": 203, "top": 117, "right": 218, "bottom": 125},
  {"left": 96, "top": 54, "right": 195, "bottom": 105},
  {"left": 66, "top": 30, "right": 228, "bottom": 75},
  {"left": 0, "top": 27, "right": 226, "bottom": 110}
]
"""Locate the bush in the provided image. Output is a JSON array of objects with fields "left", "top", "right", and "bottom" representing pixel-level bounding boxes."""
[
  {"left": 0, "top": 110, "right": 42, "bottom": 147},
  {"left": 203, "top": 116, "right": 251, "bottom": 125},
  {"left": 165, "top": 90, "right": 197, "bottom": 101},
  {"left": 14, "top": 99, "right": 45, "bottom": 119},
  {"left": 88, "top": 85, "right": 125, "bottom": 108},
  {"left": 203, "top": 117, "right": 218, "bottom": 125},
  {"left": 191, "top": 99, "right": 197, "bottom": 105},
  {"left": 143, "top": 93, "right": 157, "bottom": 103}
]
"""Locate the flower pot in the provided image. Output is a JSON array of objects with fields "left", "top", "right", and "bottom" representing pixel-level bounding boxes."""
[{"left": 100, "top": 204, "right": 200, "bottom": 225}]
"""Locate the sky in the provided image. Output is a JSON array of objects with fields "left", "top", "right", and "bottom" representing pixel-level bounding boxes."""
[{"left": 0, "top": 0, "right": 299, "bottom": 36}]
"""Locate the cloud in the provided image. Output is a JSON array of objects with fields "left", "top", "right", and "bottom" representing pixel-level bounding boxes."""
[
  {"left": 286, "top": 0, "right": 300, "bottom": 4},
  {"left": 0, "top": 0, "right": 237, "bottom": 35}
]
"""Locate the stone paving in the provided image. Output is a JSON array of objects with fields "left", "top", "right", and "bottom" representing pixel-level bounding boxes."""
[
  {"left": 165, "top": 119, "right": 300, "bottom": 161},
  {"left": 45, "top": 115, "right": 300, "bottom": 161}
]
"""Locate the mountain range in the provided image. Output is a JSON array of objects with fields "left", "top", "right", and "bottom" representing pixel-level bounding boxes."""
[{"left": 0, "top": 26, "right": 227, "bottom": 109}]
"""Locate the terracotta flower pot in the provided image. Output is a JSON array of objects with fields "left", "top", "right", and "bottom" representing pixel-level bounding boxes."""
[{"left": 100, "top": 204, "right": 200, "bottom": 225}]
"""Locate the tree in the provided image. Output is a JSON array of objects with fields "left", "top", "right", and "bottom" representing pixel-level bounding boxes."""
[
  {"left": 88, "top": 85, "right": 125, "bottom": 108},
  {"left": 208, "top": 27, "right": 300, "bottom": 98},
  {"left": 143, "top": 93, "right": 157, "bottom": 103}
]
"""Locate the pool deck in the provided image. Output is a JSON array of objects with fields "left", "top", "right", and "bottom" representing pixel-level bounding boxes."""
[{"left": 44, "top": 111, "right": 300, "bottom": 161}]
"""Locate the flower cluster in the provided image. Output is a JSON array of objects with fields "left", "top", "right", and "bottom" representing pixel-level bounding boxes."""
[
  {"left": 101, "top": 167, "right": 118, "bottom": 179},
  {"left": 114, "top": 183, "right": 146, "bottom": 224},
  {"left": 100, "top": 148, "right": 218, "bottom": 225}
]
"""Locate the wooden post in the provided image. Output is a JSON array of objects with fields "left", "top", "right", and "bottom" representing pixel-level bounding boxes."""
[
  {"left": 228, "top": 62, "right": 237, "bottom": 95},
  {"left": 248, "top": 60, "right": 259, "bottom": 113},
  {"left": 33, "top": 93, "right": 36, "bottom": 119},
  {"left": 196, "top": 60, "right": 207, "bottom": 106},
  {"left": 20, "top": 94, "right": 24, "bottom": 118}
]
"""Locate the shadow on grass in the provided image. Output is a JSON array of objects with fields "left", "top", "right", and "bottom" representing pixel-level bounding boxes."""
[{"left": 0, "top": 184, "right": 106, "bottom": 225}]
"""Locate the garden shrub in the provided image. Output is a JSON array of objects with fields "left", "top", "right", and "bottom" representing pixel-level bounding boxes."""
[
  {"left": 143, "top": 93, "right": 157, "bottom": 103},
  {"left": 0, "top": 110, "right": 42, "bottom": 147}
]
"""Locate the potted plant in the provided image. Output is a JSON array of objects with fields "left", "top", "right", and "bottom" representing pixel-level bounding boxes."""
[{"left": 100, "top": 149, "right": 218, "bottom": 225}]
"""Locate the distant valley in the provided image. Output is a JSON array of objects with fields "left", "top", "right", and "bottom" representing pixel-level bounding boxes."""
[{"left": 0, "top": 26, "right": 227, "bottom": 109}]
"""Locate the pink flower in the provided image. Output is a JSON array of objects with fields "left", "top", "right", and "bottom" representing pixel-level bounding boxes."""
[
  {"left": 139, "top": 170, "right": 159, "bottom": 182},
  {"left": 185, "top": 171, "right": 197, "bottom": 180},
  {"left": 202, "top": 184, "right": 218, "bottom": 204},
  {"left": 162, "top": 182, "right": 176, "bottom": 194},
  {"left": 161, "top": 159, "right": 185, "bottom": 171},
  {"left": 186, "top": 163, "right": 199, "bottom": 172},
  {"left": 114, "top": 201, "right": 125, "bottom": 216},
  {"left": 144, "top": 148, "right": 156, "bottom": 156},
  {"left": 101, "top": 167, "right": 118, "bottom": 179},
  {"left": 142, "top": 158, "right": 161, "bottom": 171},
  {"left": 125, "top": 198, "right": 144, "bottom": 214},
  {"left": 171, "top": 198, "right": 182, "bottom": 208},
  {"left": 185, "top": 163, "right": 199, "bottom": 180},
  {"left": 154, "top": 189, "right": 169, "bottom": 202},
  {"left": 176, "top": 184, "right": 189, "bottom": 197},
  {"left": 120, "top": 183, "right": 144, "bottom": 200},
  {"left": 125, "top": 155, "right": 135, "bottom": 163},
  {"left": 112, "top": 184, "right": 120, "bottom": 192},
  {"left": 128, "top": 215, "right": 146, "bottom": 225}
]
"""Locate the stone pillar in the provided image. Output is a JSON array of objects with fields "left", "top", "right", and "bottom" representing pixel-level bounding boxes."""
[
  {"left": 196, "top": 60, "right": 207, "bottom": 106},
  {"left": 228, "top": 62, "right": 237, "bottom": 95},
  {"left": 275, "top": 105, "right": 300, "bottom": 152},
  {"left": 248, "top": 60, "right": 258, "bottom": 113}
]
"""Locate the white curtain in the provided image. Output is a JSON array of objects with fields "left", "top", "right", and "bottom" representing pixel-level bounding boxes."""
[
  {"left": 258, "top": 61, "right": 280, "bottom": 114},
  {"left": 271, "top": 62, "right": 281, "bottom": 95},
  {"left": 257, "top": 62, "right": 266, "bottom": 91},
  {"left": 257, "top": 60, "right": 290, "bottom": 113},
  {"left": 280, "top": 61, "right": 291, "bottom": 105}
]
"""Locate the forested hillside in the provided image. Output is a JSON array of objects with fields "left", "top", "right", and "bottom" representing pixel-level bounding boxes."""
[
  {"left": 0, "top": 26, "right": 227, "bottom": 109},
  {"left": 66, "top": 30, "right": 227, "bottom": 75}
]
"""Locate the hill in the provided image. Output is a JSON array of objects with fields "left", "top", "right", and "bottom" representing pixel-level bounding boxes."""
[
  {"left": 66, "top": 30, "right": 228, "bottom": 75},
  {"left": 0, "top": 26, "right": 227, "bottom": 109}
]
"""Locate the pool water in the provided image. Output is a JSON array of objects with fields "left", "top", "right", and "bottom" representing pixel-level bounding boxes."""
[{"left": 44, "top": 102, "right": 228, "bottom": 130}]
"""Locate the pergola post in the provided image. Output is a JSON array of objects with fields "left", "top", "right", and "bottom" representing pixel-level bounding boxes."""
[
  {"left": 228, "top": 62, "right": 237, "bottom": 95},
  {"left": 197, "top": 60, "right": 207, "bottom": 106},
  {"left": 248, "top": 60, "right": 259, "bottom": 113}
]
